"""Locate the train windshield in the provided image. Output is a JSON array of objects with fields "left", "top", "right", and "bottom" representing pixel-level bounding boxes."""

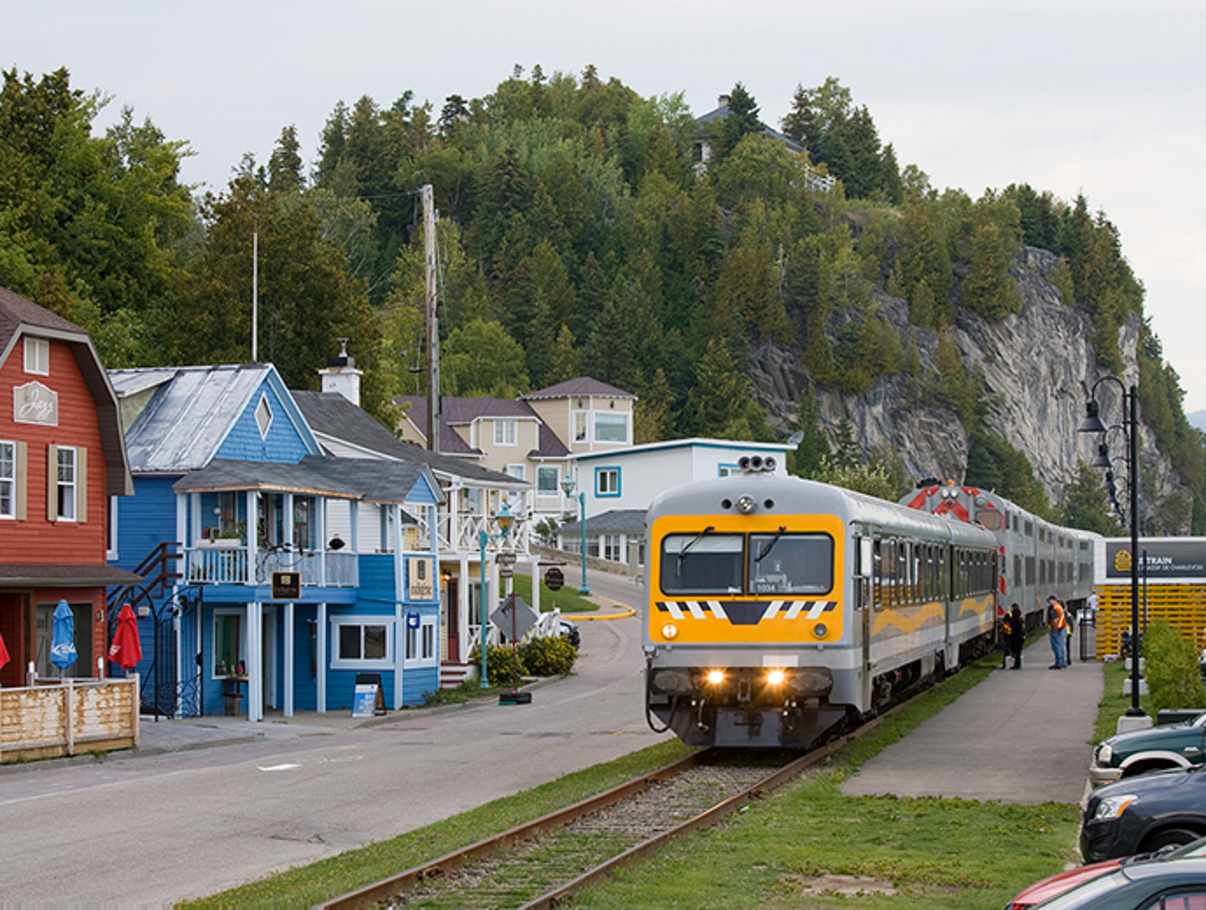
[
  {"left": 749, "top": 534, "right": 834, "bottom": 595},
  {"left": 660, "top": 534, "right": 744, "bottom": 595}
]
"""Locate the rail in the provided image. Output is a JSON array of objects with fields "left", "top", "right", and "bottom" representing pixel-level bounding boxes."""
[{"left": 183, "top": 547, "right": 359, "bottom": 587}]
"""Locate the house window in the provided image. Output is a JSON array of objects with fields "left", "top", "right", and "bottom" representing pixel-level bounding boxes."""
[
  {"left": 213, "top": 611, "right": 244, "bottom": 678},
  {"left": 595, "top": 466, "right": 621, "bottom": 497},
  {"left": 593, "top": 412, "right": 629, "bottom": 443},
  {"left": 505, "top": 464, "right": 526, "bottom": 481},
  {"left": 494, "top": 419, "right": 517, "bottom": 446},
  {"left": 572, "top": 411, "right": 589, "bottom": 443},
  {"left": 718, "top": 463, "right": 738, "bottom": 478},
  {"left": 405, "top": 614, "right": 438, "bottom": 667},
  {"left": 23, "top": 337, "right": 49, "bottom": 375},
  {"left": 254, "top": 394, "right": 273, "bottom": 439},
  {"left": 331, "top": 616, "right": 394, "bottom": 669},
  {"left": 0, "top": 441, "right": 14, "bottom": 519},
  {"left": 536, "top": 465, "right": 560, "bottom": 495},
  {"left": 602, "top": 533, "right": 622, "bottom": 562},
  {"left": 56, "top": 446, "right": 77, "bottom": 521}
]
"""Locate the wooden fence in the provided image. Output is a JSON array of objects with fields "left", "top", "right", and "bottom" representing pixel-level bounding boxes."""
[
  {"left": 0, "top": 676, "right": 139, "bottom": 764},
  {"left": 1095, "top": 583, "right": 1206, "bottom": 658}
]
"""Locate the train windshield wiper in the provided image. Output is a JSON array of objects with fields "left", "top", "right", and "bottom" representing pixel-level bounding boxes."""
[
  {"left": 676, "top": 526, "right": 715, "bottom": 573},
  {"left": 756, "top": 526, "right": 787, "bottom": 563}
]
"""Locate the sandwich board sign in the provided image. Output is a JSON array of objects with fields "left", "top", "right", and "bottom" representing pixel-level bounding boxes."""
[{"left": 351, "top": 672, "right": 386, "bottom": 717}]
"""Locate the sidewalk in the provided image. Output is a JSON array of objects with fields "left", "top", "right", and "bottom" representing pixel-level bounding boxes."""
[{"left": 842, "top": 639, "right": 1102, "bottom": 804}]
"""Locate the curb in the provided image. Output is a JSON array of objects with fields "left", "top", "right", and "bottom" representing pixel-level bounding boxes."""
[
  {"left": 0, "top": 732, "right": 263, "bottom": 775},
  {"left": 564, "top": 606, "right": 636, "bottom": 621}
]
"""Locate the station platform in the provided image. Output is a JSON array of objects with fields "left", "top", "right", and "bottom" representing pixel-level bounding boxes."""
[{"left": 842, "top": 639, "right": 1102, "bottom": 804}]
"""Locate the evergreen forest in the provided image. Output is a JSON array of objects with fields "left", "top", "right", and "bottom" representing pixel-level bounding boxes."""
[{"left": 1, "top": 64, "right": 1200, "bottom": 532}]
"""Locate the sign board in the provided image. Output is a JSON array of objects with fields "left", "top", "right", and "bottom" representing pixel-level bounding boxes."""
[
  {"left": 544, "top": 567, "right": 565, "bottom": 591},
  {"left": 491, "top": 596, "right": 538, "bottom": 639},
  {"left": 407, "top": 556, "right": 435, "bottom": 601},
  {"left": 497, "top": 550, "right": 517, "bottom": 579},
  {"left": 1106, "top": 540, "right": 1206, "bottom": 580},
  {"left": 406, "top": 611, "right": 420, "bottom": 630},
  {"left": 13, "top": 380, "right": 58, "bottom": 426},
  {"left": 272, "top": 571, "right": 301, "bottom": 600},
  {"left": 351, "top": 672, "right": 386, "bottom": 717}
]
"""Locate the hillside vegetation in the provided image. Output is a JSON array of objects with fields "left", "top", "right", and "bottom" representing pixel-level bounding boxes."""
[{"left": 0, "top": 64, "right": 1200, "bottom": 530}]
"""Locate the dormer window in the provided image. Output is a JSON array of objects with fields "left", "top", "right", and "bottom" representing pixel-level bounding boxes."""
[
  {"left": 254, "top": 394, "right": 273, "bottom": 439},
  {"left": 493, "top": 419, "right": 517, "bottom": 446},
  {"left": 23, "top": 337, "right": 49, "bottom": 375}
]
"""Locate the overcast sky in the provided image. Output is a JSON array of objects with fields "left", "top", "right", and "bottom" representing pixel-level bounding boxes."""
[{"left": 7, "top": 1, "right": 1206, "bottom": 407}]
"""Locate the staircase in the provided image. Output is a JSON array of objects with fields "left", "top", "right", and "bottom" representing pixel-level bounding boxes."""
[{"left": 440, "top": 661, "right": 476, "bottom": 689}]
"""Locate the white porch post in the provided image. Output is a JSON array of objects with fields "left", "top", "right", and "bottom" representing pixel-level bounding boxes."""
[
  {"left": 189, "top": 492, "right": 201, "bottom": 548},
  {"left": 245, "top": 491, "right": 258, "bottom": 585},
  {"left": 283, "top": 492, "right": 295, "bottom": 553},
  {"left": 247, "top": 601, "right": 260, "bottom": 723},
  {"left": 530, "top": 558, "right": 541, "bottom": 615},
  {"left": 318, "top": 497, "right": 328, "bottom": 586},
  {"left": 448, "top": 485, "right": 459, "bottom": 550},
  {"left": 458, "top": 555, "right": 470, "bottom": 663},
  {"left": 394, "top": 503, "right": 405, "bottom": 710},
  {"left": 316, "top": 602, "right": 327, "bottom": 713},
  {"left": 174, "top": 493, "right": 188, "bottom": 713},
  {"left": 283, "top": 601, "right": 294, "bottom": 717},
  {"left": 176, "top": 493, "right": 188, "bottom": 550},
  {"left": 349, "top": 500, "right": 360, "bottom": 554}
]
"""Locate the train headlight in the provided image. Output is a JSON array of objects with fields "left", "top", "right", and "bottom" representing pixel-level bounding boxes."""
[
  {"left": 767, "top": 668, "right": 786, "bottom": 686},
  {"left": 736, "top": 495, "right": 756, "bottom": 514},
  {"left": 813, "top": 622, "right": 829, "bottom": 640},
  {"left": 705, "top": 669, "right": 726, "bottom": 686},
  {"left": 661, "top": 623, "right": 678, "bottom": 640}
]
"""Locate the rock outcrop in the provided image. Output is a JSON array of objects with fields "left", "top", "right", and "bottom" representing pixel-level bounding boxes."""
[{"left": 748, "top": 246, "right": 1190, "bottom": 526}]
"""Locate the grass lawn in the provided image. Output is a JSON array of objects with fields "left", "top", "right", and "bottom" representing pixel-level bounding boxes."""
[
  {"left": 178, "top": 739, "right": 693, "bottom": 910},
  {"left": 512, "top": 571, "right": 599, "bottom": 613},
  {"left": 567, "top": 657, "right": 1083, "bottom": 910},
  {"left": 1092, "top": 658, "right": 1153, "bottom": 745}
]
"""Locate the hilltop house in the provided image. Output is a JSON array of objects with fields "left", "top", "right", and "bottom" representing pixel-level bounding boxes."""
[
  {"left": 396, "top": 377, "right": 636, "bottom": 521},
  {"left": 107, "top": 362, "right": 446, "bottom": 719},
  {"left": 292, "top": 348, "right": 536, "bottom": 682},
  {"left": 0, "top": 286, "right": 138, "bottom": 688}
]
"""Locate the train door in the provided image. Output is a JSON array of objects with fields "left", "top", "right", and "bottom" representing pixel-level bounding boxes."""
[{"left": 855, "top": 535, "right": 875, "bottom": 710}]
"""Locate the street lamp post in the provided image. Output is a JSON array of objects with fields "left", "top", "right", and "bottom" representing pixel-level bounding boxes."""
[
  {"left": 476, "top": 501, "right": 513, "bottom": 688},
  {"left": 1079, "top": 378, "right": 1144, "bottom": 718},
  {"left": 560, "top": 476, "right": 590, "bottom": 595}
]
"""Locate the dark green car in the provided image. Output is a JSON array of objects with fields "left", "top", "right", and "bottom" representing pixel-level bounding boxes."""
[{"left": 1091, "top": 714, "right": 1206, "bottom": 787}]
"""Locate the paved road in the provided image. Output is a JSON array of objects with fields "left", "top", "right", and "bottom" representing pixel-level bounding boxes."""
[
  {"left": 0, "top": 573, "right": 664, "bottom": 906},
  {"left": 842, "top": 638, "right": 1102, "bottom": 804}
]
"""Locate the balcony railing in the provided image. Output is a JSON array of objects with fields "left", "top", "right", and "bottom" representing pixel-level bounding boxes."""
[{"left": 184, "top": 545, "right": 359, "bottom": 588}]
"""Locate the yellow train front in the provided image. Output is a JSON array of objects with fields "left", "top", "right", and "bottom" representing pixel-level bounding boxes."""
[{"left": 644, "top": 459, "right": 999, "bottom": 748}]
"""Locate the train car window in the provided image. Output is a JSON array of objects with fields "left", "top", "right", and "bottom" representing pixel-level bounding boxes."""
[
  {"left": 748, "top": 533, "right": 834, "bottom": 595},
  {"left": 1024, "top": 520, "right": 1033, "bottom": 537},
  {"left": 976, "top": 509, "right": 1004, "bottom": 531},
  {"left": 872, "top": 540, "right": 884, "bottom": 610},
  {"left": 660, "top": 534, "right": 744, "bottom": 595}
]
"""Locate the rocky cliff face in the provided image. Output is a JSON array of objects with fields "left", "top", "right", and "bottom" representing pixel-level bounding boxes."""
[{"left": 749, "top": 246, "right": 1190, "bottom": 524}]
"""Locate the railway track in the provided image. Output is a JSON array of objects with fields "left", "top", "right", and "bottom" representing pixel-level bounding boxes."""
[{"left": 317, "top": 704, "right": 901, "bottom": 910}]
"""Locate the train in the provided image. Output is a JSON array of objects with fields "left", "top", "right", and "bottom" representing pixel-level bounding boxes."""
[{"left": 642, "top": 459, "right": 1101, "bottom": 749}]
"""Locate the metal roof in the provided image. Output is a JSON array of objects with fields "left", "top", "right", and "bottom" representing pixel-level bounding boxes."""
[
  {"left": 109, "top": 364, "right": 274, "bottom": 473},
  {"left": 0, "top": 564, "right": 142, "bottom": 588},
  {"left": 572, "top": 437, "right": 794, "bottom": 462},
  {"left": 557, "top": 509, "right": 646, "bottom": 537}
]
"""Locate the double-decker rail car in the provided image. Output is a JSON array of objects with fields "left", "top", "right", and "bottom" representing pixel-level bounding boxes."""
[
  {"left": 901, "top": 481, "right": 1101, "bottom": 632},
  {"left": 644, "top": 459, "right": 1000, "bottom": 749}
]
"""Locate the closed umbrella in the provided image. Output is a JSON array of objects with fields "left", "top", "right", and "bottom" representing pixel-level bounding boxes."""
[
  {"left": 0, "top": 630, "right": 9, "bottom": 674},
  {"left": 50, "top": 599, "right": 77, "bottom": 678},
  {"left": 108, "top": 603, "right": 142, "bottom": 673}
]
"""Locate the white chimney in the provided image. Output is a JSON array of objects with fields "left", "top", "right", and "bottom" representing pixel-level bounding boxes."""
[
  {"left": 318, "top": 337, "right": 363, "bottom": 407},
  {"left": 718, "top": 94, "right": 731, "bottom": 108}
]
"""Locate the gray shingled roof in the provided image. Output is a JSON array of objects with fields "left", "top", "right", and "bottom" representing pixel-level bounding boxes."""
[
  {"left": 522, "top": 377, "right": 635, "bottom": 401},
  {"left": 0, "top": 285, "right": 133, "bottom": 496},
  {"left": 556, "top": 509, "right": 646, "bottom": 537},
  {"left": 110, "top": 365, "right": 274, "bottom": 473},
  {"left": 172, "top": 455, "right": 442, "bottom": 506},
  {"left": 532, "top": 422, "right": 570, "bottom": 458},
  {"left": 395, "top": 396, "right": 482, "bottom": 455},
  {"left": 693, "top": 103, "right": 806, "bottom": 154},
  {"left": 0, "top": 564, "right": 142, "bottom": 587},
  {"left": 294, "top": 391, "right": 525, "bottom": 487}
]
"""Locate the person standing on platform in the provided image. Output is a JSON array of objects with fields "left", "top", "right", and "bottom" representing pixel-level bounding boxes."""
[
  {"left": 1009, "top": 603, "right": 1025, "bottom": 669},
  {"left": 1047, "top": 595, "right": 1068, "bottom": 669}
]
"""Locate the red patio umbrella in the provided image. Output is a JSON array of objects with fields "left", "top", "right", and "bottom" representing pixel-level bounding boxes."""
[
  {"left": 0, "top": 630, "right": 9, "bottom": 673},
  {"left": 108, "top": 603, "right": 143, "bottom": 672}
]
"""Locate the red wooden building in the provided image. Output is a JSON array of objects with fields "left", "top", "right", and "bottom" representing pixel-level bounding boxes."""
[{"left": 0, "top": 286, "right": 137, "bottom": 687}]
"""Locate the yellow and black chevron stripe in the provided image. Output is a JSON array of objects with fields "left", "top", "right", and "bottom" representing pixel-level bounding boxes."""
[{"left": 655, "top": 599, "right": 838, "bottom": 625}]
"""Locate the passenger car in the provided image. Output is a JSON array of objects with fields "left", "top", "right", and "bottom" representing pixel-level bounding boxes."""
[
  {"left": 1082, "top": 768, "right": 1206, "bottom": 862},
  {"left": 1091, "top": 714, "right": 1206, "bottom": 786},
  {"left": 1023, "top": 856, "right": 1206, "bottom": 908},
  {"left": 558, "top": 619, "right": 580, "bottom": 648}
]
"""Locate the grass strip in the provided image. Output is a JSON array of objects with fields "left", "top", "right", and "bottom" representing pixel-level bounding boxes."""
[
  {"left": 1093, "top": 658, "right": 1153, "bottom": 745},
  {"left": 511, "top": 572, "right": 599, "bottom": 613},
  {"left": 568, "top": 656, "right": 1081, "bottom": 910},
  {"left": 179, "top": 738, "right": 692, "bottom": 910}
]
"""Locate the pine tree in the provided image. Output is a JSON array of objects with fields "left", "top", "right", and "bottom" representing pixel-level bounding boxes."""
[
  {"left": 879, "top": 142, "right": 903, "bottom": 204},
  {"left": 830, "top": 418, "right": 861, "bottom": 468},
  {"left": 267, "top": 125, "right": 303, "bottom": 194},
  {"left": 685, "top": 338, "right": 766, "bottom": 439},
  {"left": 717, "top": 82, "right": 762, "bottom": 161},
  {"left": 789, "top": 386, "right": 830, "bottom": 477},
  {"left": 634, "top": 367, "right": 673, "bottom": 442},
  {"left": 833, "top": 105, "right": 881, "bottom": 198},
  {"left": 438, "top": 94, "right": 469, "bottom": 136},
  {"left": 962, "top": 222, "right": 1021, "bottom": 319},
  {"left": 544, "top": 324, "right": 580, "bottom": 385},
  {"left": 886, "top": 260, "right": 906, "bottom": 298},
  {"left": 908, "top": 278, "right": 936, "bottom": 326},
  {"left": 315, "top": 101, "right": 348, "bottom": 185},
  {"left": 522, "top": 241, "right": 576, "bottom": 383}
]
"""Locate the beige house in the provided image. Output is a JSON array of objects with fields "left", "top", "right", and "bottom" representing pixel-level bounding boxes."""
[{"left": 396, "top": 377, "right": 636, "bottom": 519}]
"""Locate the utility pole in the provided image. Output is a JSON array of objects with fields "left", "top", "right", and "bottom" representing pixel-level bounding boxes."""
[
  {"left": 422, "top": 184, "right": 441, "bottom": 454},
  {"left": 251, "top": 227, "right": 259, "bottom": 362}
]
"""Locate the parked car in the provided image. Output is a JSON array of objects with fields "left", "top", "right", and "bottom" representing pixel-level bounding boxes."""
[
  {"left": 1082, "top": 768, "right": 1206, "bottom": 862},
  {"left": 1090, "top": 713, "right": 1206, "bottom": 787},
  {"left": 558, "top": 619, "right": 580, "bottom": 648},
  {"left": 1021, "top": 856, "right": 1206, "bottom": 908},
  {"left": 1008, "top": 838, "right": 1206, "bottom": 908}
]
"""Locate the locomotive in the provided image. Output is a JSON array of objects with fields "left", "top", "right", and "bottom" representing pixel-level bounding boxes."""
[{"left": 642, "top": 460, "right": 1099, "bottom": 749}]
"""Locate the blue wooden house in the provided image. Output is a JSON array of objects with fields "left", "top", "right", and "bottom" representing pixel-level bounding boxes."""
[{"left": 106, "top": 364, "right": 445, "bottom": 720}]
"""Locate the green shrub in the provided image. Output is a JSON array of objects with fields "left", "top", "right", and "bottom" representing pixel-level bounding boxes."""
[
  {"left": 468, "top": 644, "right": 525, "bottom": 687},
  {"left": 519, "top": 635, "right": 578, "bottom": 677},
  {"left": 1143, "top": 621, "right": 1206, "bottom": 715}
]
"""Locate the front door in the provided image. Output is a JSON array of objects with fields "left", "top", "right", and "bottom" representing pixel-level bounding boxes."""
[
  {"left": 446, "top": 578, "right": 459, "bottom": 661},
  {"left": 0, "top": 593, "right": 25, "bottom": 687}
]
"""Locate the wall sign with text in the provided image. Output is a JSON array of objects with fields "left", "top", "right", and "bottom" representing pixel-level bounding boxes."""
[
  {"left": 13, "top": 380, "right": 58, "bottom": 426},
  {"left": 407, "top": 555, "right": 436, "bottom": 601},
  {"left": 1106, "top": 540, "right": 1206, "bottom": 580}
]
